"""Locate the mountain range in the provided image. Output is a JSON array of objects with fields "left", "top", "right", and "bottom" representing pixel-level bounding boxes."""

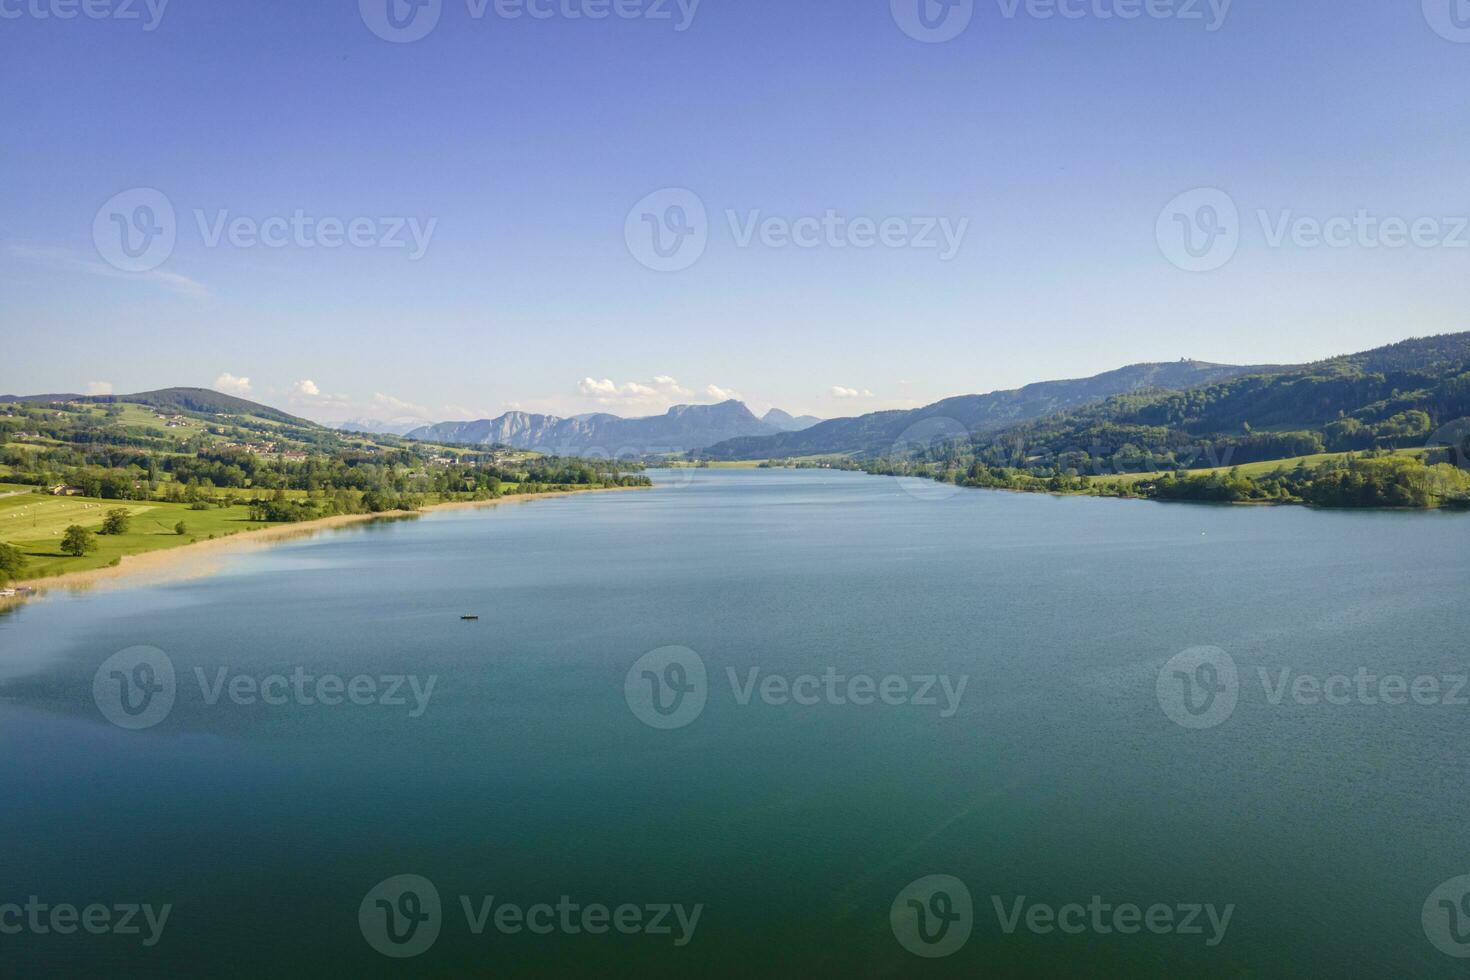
[
  {"left": 9, "top": 333, "right": 1464, "bottom": 470},
  {"left": 907, "top": 332, "right": 1470, "bottom": 475},
  {"left": 404, "top": 403, "right": 821, "bottom": 455},
  {"left": 698, "top": 360, "right": 1275, "bottom": 460},
  {"left": 334, "top": 418, "right": 430, "bottom": 437}
]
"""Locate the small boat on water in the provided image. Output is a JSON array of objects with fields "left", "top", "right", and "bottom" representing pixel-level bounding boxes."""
[{"left": 461, "top": 615, "right": 480, "bottom": 621}]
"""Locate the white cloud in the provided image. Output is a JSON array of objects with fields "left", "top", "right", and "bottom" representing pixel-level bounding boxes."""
[
  {"left": 704, "top": 384, "right": 741, "bottom": 402},
  {"left": 7, "top": 244, "right": 209, "bottom": 299},
  {"left": 830, "top": 386, "right": 874, "bottom": 399},
  {"left": 293, "top": 379, "right": 321, "bottom": 398},
  {"left": 214, "top": 373, "right": 252, "bottom": 396},
  {"left": 85, "top": 381, "right": 114, "bottom": 396},
  {"left": 577, "top": 375, "right": 695, "bottom": 410}
]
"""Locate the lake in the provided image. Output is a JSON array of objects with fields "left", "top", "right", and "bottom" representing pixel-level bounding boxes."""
[{"left": 2, "top": 468, "right": 1468, "bottom": 977}]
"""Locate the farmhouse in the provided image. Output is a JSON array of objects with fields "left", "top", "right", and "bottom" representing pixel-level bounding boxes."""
[{"left": 49, "top": 485, "right": 85, "bottom": 496}]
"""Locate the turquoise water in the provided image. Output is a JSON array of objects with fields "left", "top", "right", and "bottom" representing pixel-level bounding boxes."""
[{"left": 2, "top": 469, "right": 1468, "bottom": 977}]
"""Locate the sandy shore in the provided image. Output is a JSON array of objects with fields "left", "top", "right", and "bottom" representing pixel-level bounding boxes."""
[{"left": 4, "top": 486, "right": 643, "bottom": 601}]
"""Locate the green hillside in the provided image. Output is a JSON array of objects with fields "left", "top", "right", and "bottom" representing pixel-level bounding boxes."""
[
  {"left": 862, "top": 333, "right": 1470, "bottom": 509},
  {"left": 700, "top": 360, "right": 1272, "bottom": 460},
  {"left": 0, "top": 390, "right": 650, "bottom": 584}
]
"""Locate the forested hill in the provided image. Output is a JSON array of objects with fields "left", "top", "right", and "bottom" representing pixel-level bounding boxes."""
[
  {"left": 851, "top": 333, "right": 1470, "bottom": 509},
  {"left": 0, "top": 387, "right": 314, "bottom": 427},
  {"left": 931, "top": 332, "right": 1470, "bottom": 475},
  {"left": 701, "top": 360, "right": 1272, "bottom": 460}
]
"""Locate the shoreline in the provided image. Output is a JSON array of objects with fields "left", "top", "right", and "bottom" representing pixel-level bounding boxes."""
[{"left": 3, "top": 486, "right": 643, "bottom": 601}]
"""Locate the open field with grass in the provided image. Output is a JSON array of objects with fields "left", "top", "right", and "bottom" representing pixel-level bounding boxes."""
[
  {"left": 0, "top": 491, "right": 273, "bottom": 580},
  {"left": 0, "top": 481, "right": 581, "bottom": 584},
  {"left": 1087, "top": 447, "right": 1431, "bottom": 487}
]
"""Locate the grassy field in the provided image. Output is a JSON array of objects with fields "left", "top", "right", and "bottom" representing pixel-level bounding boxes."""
[
  {"left": 1088, "top": 447, "right": 1430, "bottom": 487},
  {"left": 0, "top": 491, "right": 273, "bottom": 580},
  {"left": 0, "top": 481, "right": 546, "bottom": 582}
]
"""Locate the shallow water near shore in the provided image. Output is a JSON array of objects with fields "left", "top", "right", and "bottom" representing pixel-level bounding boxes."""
[{"left": 1, "top": 468, "right": 1468, "bottom": 977}]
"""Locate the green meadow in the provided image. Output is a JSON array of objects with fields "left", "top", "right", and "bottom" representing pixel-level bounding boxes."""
[
  {"left": 0, "top": 490, "right": 273, "bottom": 580},
  {"left": 1086, "top": 447, "right": 1430, "bottom": 487},
  {"left": 0, "top": 481, "right": 552, "bottom": 583}
]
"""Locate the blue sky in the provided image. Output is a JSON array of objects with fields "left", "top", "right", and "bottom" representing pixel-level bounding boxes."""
[{"left": 2, "top": 0, "right": 1467, "bottom": 423}]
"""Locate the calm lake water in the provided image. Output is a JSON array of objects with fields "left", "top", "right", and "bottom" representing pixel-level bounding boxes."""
[{"left": 2, "top": 469, "right": 1468, "bottom": 977}]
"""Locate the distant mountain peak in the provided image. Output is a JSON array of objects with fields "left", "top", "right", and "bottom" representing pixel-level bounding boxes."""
[
  {"left": 762, "top": 408, "right": 824, "bottom": 432},
  {"left": 408, "top": 400, "right": 779, "bottom": 454},
  {"left": 702, "top": 360, "right": 1275, "bottom": 460}
]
